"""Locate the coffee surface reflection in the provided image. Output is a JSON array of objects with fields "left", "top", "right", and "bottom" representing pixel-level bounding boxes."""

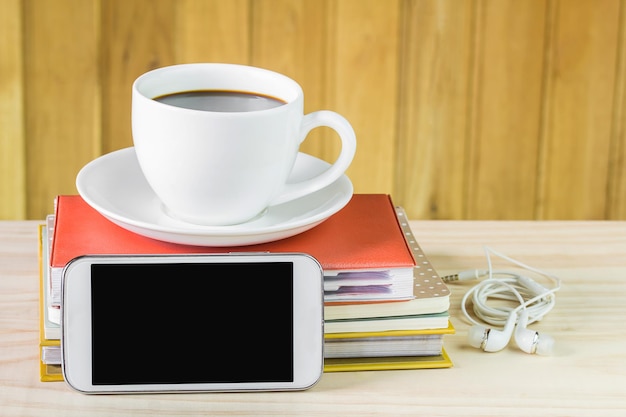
[{"left": 154, "top": 90, "right": 286, "bottom": 112}]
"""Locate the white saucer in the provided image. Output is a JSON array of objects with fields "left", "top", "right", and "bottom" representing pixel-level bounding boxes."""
[{"left": 76, "top": 147, "right": 353, "bottom": 246}]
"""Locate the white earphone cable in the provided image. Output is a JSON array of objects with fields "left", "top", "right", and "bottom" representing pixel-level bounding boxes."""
[{"left": 455, "top": 247, "right": 561, "bottom": 329}]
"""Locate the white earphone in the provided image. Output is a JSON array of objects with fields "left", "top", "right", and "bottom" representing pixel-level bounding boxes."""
[
  {"left": 468, "top": 311, "right": 516, "bottom": 353},
  {"left": 515, "top": 309, "right": 554, "bottom": 355},
  {"left": 468, "top": 308, "right": 555, "bottom": 355},
  {"left": 445, "top": 247, "right": 561, "bottom": 355}
]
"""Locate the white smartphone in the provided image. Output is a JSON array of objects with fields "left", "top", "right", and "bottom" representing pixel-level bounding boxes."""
[{"left": 61, "top": 253, "right": 324, "bottom": 394}]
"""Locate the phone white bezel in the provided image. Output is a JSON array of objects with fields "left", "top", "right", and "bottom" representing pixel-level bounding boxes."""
[{"left": 61, "top": 253, "right": 324, "bottom": 394}]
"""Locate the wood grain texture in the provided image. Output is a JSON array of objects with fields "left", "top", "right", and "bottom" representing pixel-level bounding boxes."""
[
  {"left": 467, "top": 0, "right": 547, "bottom": 220},
  {"left": 2, "top": 220, "right": 626, "bottom": 415},
  {"left": 396, "top": 0, "right": 474, "bottom": 220},
  {"left": 607, "top": 0, "right": 626, "bottom": 219},
  {"left": 101, "top": 0, "right": 177, "bottom": 154},
  {"left": 23, "top": 0, "right": 101, "bottom": 218},
  {"left": 0, "top": 0, "right": 26, "bottom": 219},
  {"left": 538, "top": 0, "right": 621, "bottom": 219},
  {"left": 177, "top": 0, "right": 250, "bottom": 64},
  {"left": 330, "top": 0, "right": 401, "bottom": 194},
  {"left": 2, "top": 0, "right": 626, "bottom": 220}
]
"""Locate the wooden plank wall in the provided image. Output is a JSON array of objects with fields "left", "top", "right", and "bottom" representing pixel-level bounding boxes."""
[{"left": 1, "top": 0, "right": 625, "bottom": 221}]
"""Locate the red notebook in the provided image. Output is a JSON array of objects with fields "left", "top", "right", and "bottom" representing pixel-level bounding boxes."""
[
  {"left": 51, "top": 194, "right": 413, "bottom": 272},
  {"left": 48, "top": 194, "right": 449, "bottom": 319}
]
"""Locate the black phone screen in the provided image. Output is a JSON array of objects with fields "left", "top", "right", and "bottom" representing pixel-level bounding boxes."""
[{"left": 90, "top": 262, "right": 294, "bottom": 385}]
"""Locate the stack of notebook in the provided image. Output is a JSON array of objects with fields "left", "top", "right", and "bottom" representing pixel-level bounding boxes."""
[
  {"left": 321, "top": 198, "right": 453, "bottom": 371},
  {"left": 38, "top": 194, "right": 453, "bottom": 381}
]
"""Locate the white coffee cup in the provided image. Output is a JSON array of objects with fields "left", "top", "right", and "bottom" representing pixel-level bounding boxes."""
[{"left": 132, "top": 63, "right": 356, "bottom": 226}]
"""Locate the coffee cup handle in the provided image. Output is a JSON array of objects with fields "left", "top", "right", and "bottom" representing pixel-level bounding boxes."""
[{"left": 271, "top": 110, "right": 356, "bottom": 206}]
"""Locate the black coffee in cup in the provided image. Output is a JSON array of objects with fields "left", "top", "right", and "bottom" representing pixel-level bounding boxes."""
[{"left": 154, "top": 90, "right": 286, "bottom": 112}]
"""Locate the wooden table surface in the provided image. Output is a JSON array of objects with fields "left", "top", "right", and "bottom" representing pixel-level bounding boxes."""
[{"left": 1, "top": 220, "right": 625, "bottom": 416}]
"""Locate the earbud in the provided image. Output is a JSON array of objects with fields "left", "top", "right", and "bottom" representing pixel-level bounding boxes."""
[
  {"left": 468, "top": 310, "right": 555, "bottom": 354},
  {"left": 456, "top": 247, "right": 560, "bottom": 356},
  {"left": 514, "top": 310, "right": 554, "bottom": 355},
  {"left": 467, "top": 313, "right": 516, "bottom": 352}
]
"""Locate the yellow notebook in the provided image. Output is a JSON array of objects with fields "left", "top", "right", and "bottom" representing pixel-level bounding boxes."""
[
  {"left": 323, "top": 348, "right": 453, "bottom": 372},
  {"left": 39, "top": 223, "right": 63, "bottom": 382},
  {"left": 324, "top": 321, "right": 454, "bottom": 360}
]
